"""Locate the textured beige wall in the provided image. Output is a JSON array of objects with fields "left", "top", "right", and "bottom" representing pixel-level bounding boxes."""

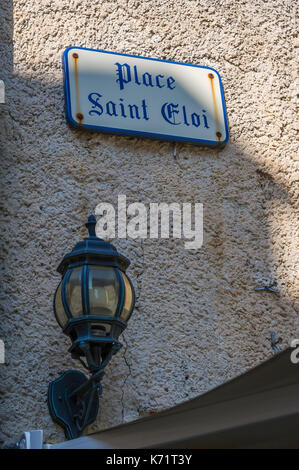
[{"left": 0, "top": 0, "right": 298, "bottom": 445}]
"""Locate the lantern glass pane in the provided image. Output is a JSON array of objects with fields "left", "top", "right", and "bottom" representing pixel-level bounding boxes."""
[
  {"left": 88, "top": 266, "right": 119, "bottom": 316},
  {"left": 54, "top": 282, "right": 69, "bottom": 328},
  {"left": 120, "top": 272, "right": 133, "bottom": 321},
  {"left": 66, "top": 267, "right": 83, "bottom": 318}
]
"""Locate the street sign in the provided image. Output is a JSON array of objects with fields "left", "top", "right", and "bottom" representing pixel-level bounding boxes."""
[{"left": 63, "top": 47, "right": 229, "bottom": 146}]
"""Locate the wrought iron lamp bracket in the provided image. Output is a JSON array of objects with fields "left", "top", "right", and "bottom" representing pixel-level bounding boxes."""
[{"left": 48, "top": 366, "right": 105, "bottom": 440}]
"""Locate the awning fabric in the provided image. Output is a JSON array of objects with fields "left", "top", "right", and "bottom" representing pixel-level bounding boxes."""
[{"left": 53, "top": 348, "right": 299, "bottom": 449}]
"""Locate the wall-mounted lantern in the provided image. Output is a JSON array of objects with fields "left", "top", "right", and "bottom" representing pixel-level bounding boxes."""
[{"left": 48, "top": 215, "right": 135, "bottom": 440}]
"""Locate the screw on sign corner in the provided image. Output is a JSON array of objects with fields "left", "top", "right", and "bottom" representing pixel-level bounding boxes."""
[
  {"left": 76, "top": 113, "right": 84, "bottom": 124},
  {"left": 208, "top": 73, "right": 214, "bottom": 79},
  {"left": 72, "top": 52, "right": 79, "bottom": 60}
]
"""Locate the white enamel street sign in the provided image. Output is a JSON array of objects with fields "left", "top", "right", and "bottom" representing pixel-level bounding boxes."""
[{"left": 63, "top": 47, "right": 229, "bottom": 146}]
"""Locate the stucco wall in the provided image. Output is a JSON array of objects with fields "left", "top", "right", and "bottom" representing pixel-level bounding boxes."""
[{"left": 0, "top": 0, "right": 298, "bottom": 445}]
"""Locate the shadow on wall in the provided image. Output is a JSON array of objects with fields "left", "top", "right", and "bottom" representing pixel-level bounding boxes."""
[{"left": 0, "top": 0, "right": 298, "bottom": 445}]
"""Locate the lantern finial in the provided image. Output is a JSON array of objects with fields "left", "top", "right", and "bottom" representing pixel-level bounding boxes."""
[{"left": 85, "top": 214, "right": 97, "bottom": 237}]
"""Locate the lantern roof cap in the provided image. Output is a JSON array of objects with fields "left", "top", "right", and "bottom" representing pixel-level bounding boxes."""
[{"left": 57, "top": 215, "right": 130, "bottom": 275}]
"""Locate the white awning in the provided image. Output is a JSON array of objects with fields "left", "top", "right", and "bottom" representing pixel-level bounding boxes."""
[{"left": 52, "top": 347, "right": 299, "bottom": 449}]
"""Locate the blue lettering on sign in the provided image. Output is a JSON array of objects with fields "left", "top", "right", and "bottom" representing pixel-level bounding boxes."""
[
  {"left": 161, "top": 103, "right": 181, "bottom": 125},
  {"left": 156, "top": 74, "right": 164, "bottom": 88},
  {"left": 115, "top": 63, "right": 176, "bottom": 91},
  {"left": 142, "top": 72, "right": 154, "bottom": 87},
  {"left": 88, "top": 93, "right": 149, "bottom": 121},
  {"left": 115, "top": 63, "right": 131, "bottom": 91},
  {"left": 88, "top": 64, "right": 211, "bottom": 130},
  {"left": 191, "top": 113, "right": 200, "bottom": 127},
  {"left": 88, "top": 93, "right": 103, "bottom": 116},
  {"left": 166, "top": 76, "right": 176, "bottom": 90},
  {"left": 106, "top": 100, "right": 118, "bottom": 116},
  {"left": 161, "top": 102, "right": 210, "bottom": 128},
  {"left": 88, "top": 93, "right": 209, "bottom": 129}
]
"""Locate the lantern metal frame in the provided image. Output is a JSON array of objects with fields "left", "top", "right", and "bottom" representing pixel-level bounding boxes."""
[{"left": 47, "top": 215, "right": 135, "bottom": 440}]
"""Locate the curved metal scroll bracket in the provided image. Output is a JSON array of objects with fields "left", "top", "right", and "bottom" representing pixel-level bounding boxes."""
[{"left": 48, "top": 369, "right": 104, "bottom": 440}]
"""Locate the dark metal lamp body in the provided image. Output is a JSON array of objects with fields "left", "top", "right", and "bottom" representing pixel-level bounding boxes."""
[{"left": 48, "top": 215, "right": 135, "bottom": 440}]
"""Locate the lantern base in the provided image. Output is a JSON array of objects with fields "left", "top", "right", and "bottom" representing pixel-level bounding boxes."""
[{"left": 48, "top": 370, "right": 100, "bottom": 440}]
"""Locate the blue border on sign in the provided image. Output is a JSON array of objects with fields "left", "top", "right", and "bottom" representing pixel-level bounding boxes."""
[{"left": 62, "top": 46, "right": 230, "bottom": 147}]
